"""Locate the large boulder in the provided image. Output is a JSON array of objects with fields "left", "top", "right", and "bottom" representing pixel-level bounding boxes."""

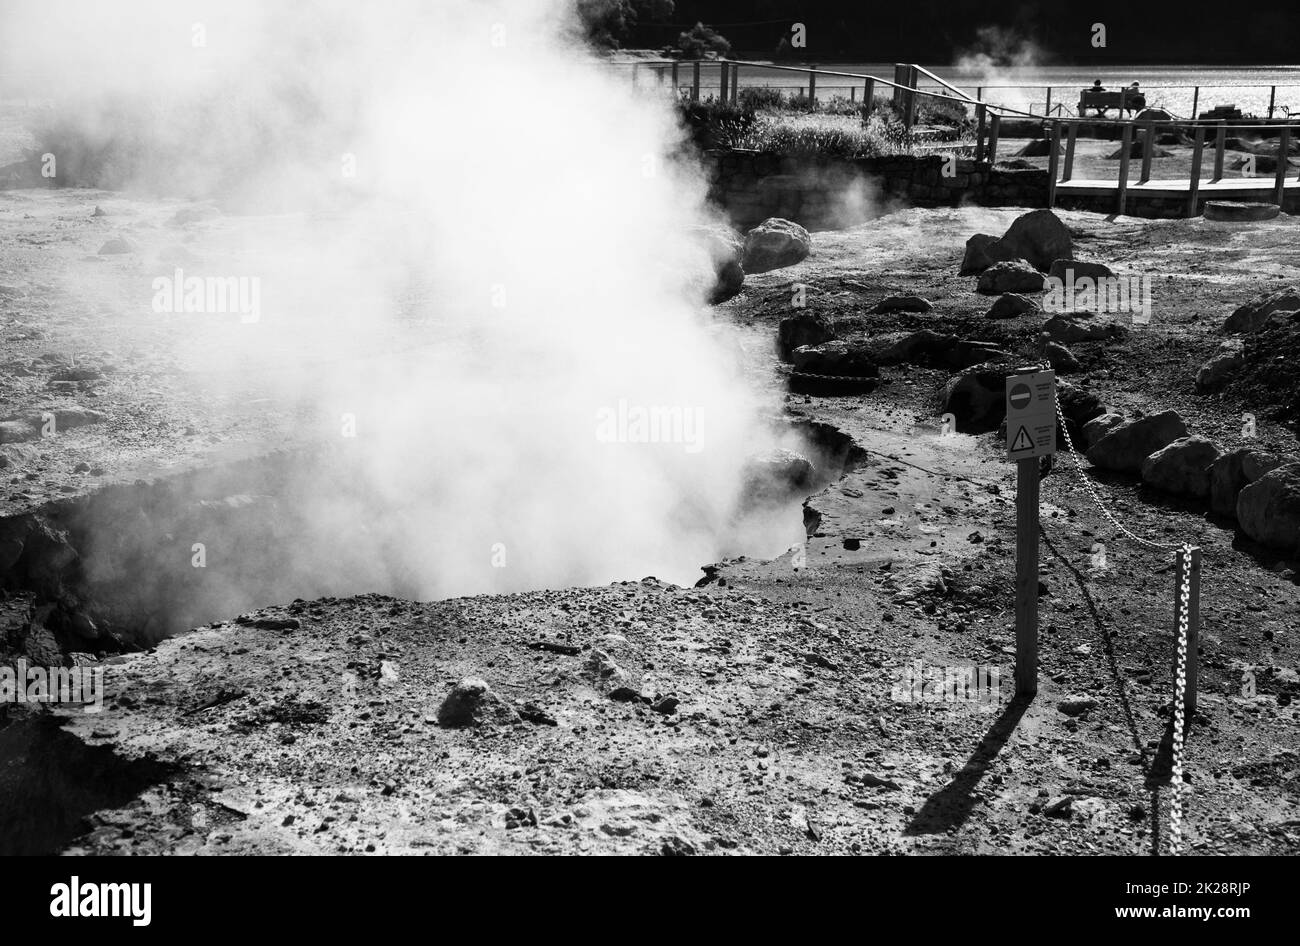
[
  {"left": 1195, "top": 338, "right": 1246, "bottom": 392},
  {"left": 986, "top": 293, "right": 1039, "bottom": 319},
  {"left": 1086, "top": 410, "right": 1188, "bottom": 473},
  {"left": 743, "top": 218, "right": 811, "bottom": 274},
  {"left": 1237, "top": 463, "right": 1300, "bottom": 554},
  {"left": 960, "top": 234, "right": 999, "bottom": 275},
  {"left": 977, "top": 260, "right": 1045, "bottom": 295},
  {"left": 945, "top": 367, "right": 1099, "bottom": 438},
  {"left": 993, "top": 209, "right": 1073, "bottom": 272},
  {"left": 777, "top": 312, "right": 834, "bottom": 361},
  {"left": 876, "top": 330, "right": 1008, "bottom": 369},
  {"left": 1223, "top": 287, "right": 1300, "bottom": 334},
  {"left": 941, "top": 363, "right": 1012, "bottom": 433},
  {"left": 1042, "top": 311, "right": 1128, "bottom": 344},
  {"left": 686, "top": 223, "right": 745, "bottom": 304},
  {"left": 1081, "top": 412, "right": 1125, "bottom": 451},
  {"left": 1057, "top": 381, "right": 1105, "bottom": 432},
  {"left": 1140, "top": 436, "right": 1222, "bottom": 498},
  {"left": 1210, "top": 448, "right": 1283, "bottom": 517},
  {"left": 791, "top": 340, "right": 879, "bottom": 377}
]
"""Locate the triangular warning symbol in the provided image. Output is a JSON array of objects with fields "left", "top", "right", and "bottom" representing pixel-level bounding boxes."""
[{"left": 1010, "top": 425, "right": 1034, "bottom": 452}]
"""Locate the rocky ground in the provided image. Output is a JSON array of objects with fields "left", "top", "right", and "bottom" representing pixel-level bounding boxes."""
[{"left": 3, "top": 191, "right": 1299, "bottom": 856}]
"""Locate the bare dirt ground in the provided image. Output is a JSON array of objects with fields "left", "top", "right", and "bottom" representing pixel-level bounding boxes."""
[{"left": 3, "top": 191, "right": 1299, "bottom": 856}]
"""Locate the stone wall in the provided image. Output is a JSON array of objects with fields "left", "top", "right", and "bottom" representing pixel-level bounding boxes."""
[
  {"left": 703, "top": 149, "right": 1299, "bottom": 226},
  {"left": 702, "top": 150, "right": 1049, "bottom": 229}
]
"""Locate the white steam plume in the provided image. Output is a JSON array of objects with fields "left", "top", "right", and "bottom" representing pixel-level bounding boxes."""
[{"left": 2, "top": 0, "right": 808, "bottom": 609}]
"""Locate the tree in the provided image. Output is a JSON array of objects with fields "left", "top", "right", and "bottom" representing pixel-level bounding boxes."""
[
  {"left": 674, "top": 22, "right": 730, "bottom": 59},
  {"left": 575, "top": 0, "right": 674, "bottom": 50}
]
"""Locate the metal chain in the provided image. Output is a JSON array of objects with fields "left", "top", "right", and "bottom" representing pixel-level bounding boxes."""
[
  {"left": 1049, "top": 377, "right": 1182, "bottom": 551},
  {"left": 1168, "top": 543, "right": 1192, "bottom": 856},
  {"left": 776, "top": 366, "right": 880, "bottom": 384},
  {"left": 1031, "top": 366, "right": 1191, "bottom": 853}
]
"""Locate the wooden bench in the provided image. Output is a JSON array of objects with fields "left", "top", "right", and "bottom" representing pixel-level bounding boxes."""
[{"left": 1078, "top": 88, "right": 1146, "bottom": 117}]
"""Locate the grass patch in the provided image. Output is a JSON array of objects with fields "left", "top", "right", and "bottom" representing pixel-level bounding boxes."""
[{"left": 718, "top": 112, "right": 911, "bottom": 158}]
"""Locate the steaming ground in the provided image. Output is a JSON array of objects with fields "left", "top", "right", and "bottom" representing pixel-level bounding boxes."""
[
  {"left": 5, "top": 202, "right": 1300, "bottom": 854},
  {"left": 2, "top": 1, "right": 1299, "bottom": 856}
]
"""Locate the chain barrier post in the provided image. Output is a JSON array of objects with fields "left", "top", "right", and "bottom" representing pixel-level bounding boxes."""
[
  {"left": 1047, "top": 373, "right": 1197, "bottom": 854},
  {"left": 1168, "top": 543, "right": 1199, "bottom": 856},
  {"left": 1173, "top": 545, "right": 1201, "bottom": 719}
]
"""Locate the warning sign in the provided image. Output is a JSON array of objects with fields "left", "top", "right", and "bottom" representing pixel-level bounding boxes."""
[{"left": 1006, "top": 368, "right": 1057, "bottom": 460}]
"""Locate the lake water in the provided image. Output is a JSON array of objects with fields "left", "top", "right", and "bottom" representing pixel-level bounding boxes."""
[{"left": 630, "top": 62, "right": 1300, "bottom": 119}]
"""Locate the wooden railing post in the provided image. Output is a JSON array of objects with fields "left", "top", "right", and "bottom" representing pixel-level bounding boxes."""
[
  {"left": 808, "top": 67, "right": 816, "bottom": 106},
  {"left": 863, "top": 77, "right": 875, "bottom": 115},
  {"left": 1047, "top": 121, "right": 1062, "bottom": 207},
  {"left": 1062, "top": 121, "right": 1078, "bottom": 182},
  {"left": 731, "top": 63, "right": 739, "bottom": 104},
  {"left": 1186, "top": 125, "right": 1206, "bottom": 217},
  {"left": 1268, "top": 86, "right": 1277, "bottom": 120},
  {"left": 1274, "top": 125, "right": 1291, "bottom": 207},
  {"left": 1191, "top": 86, "right": 1200, "bottom": 119},
  {"left": 988, "top": 113, "right": 1001, "bottom": 164},
  {"left": 905, "top": 64, "right": 919, "bottom": 130},
  {"left": 671, "top": 61, "right": 679, "bottom": 96},
  {"left": 692, "top": 61, "right": 700, "bottom": 102},
  {"left": 1116, "top": 122, "right": 1133, "bottom": 215},
  {"left": 1139, "top": 121, "right": 1155, "bottom": 184},
  {"left": 975, "top": 103, "right": 987, "bottom": 161},
  {"left": 1045, "top": 86, "right": 1052, "bottom": 115},
  {"left": 719, "top": 59, "right": 729, "bottom": 103},
  {"left": 1212, "top": 120, "right": 1226, "bottom": 182}
]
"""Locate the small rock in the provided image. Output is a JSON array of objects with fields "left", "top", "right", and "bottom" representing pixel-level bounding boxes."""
[
  {"left": 1195, "top": 338, "right": 1245, "bottom": 391},
  {"left": 986, "top": 293, "right": 1039, "bottom": 319},
  {"left": 584, "top": 649, "right": 631, "bottom": 691},
  {"left": 1046, "top": 258, "right": 1115, "bottom": 284},
  {"left": 742, "top": 217, "right": 811, "bottom": 274},
  {"left": 436, "top": 677, "right": 522, "bottom": 727},
  {"left": 97, "top": 237, "right": 136, "bottom": 255},
  {"left": 871, "top": 294, "right": 932, "bottom": 313},
  {"left": 1041, "top": 311, "right": 1128, "bottom": 344},
  {"left": 977, "top": 259, "right": 1045, "bottom": 295},
  {"left": 1057, "top": 697, "right": 1098, "bottom": 717},
  {"left": 1043, "top": 341, "right": 1080, "bottom": 372},
  {"left": 1043, "top": 796, "right": 1073, "bottom": 818}
]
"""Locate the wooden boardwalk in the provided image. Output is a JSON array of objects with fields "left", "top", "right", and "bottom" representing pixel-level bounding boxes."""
[{"left": 1056, "top": 177, "right": 1300, "bottom": 198}]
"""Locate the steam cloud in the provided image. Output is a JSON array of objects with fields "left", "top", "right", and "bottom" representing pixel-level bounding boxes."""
[
  {"left": 953, "top": 25, "right": 1047, "bottom": 115},
  {"left": 2, "top": 0, "right": 808, "bottom": 616}
]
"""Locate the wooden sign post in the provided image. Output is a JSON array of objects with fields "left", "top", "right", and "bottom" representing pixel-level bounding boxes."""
[{"left": 1006, "top": 368, "right": 1057, "bottom": 698}]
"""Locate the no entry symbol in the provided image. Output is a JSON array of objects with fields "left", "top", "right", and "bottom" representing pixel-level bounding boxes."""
[{"left": 1009, "top": 383, "right": 1032, "bottom": 411}]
